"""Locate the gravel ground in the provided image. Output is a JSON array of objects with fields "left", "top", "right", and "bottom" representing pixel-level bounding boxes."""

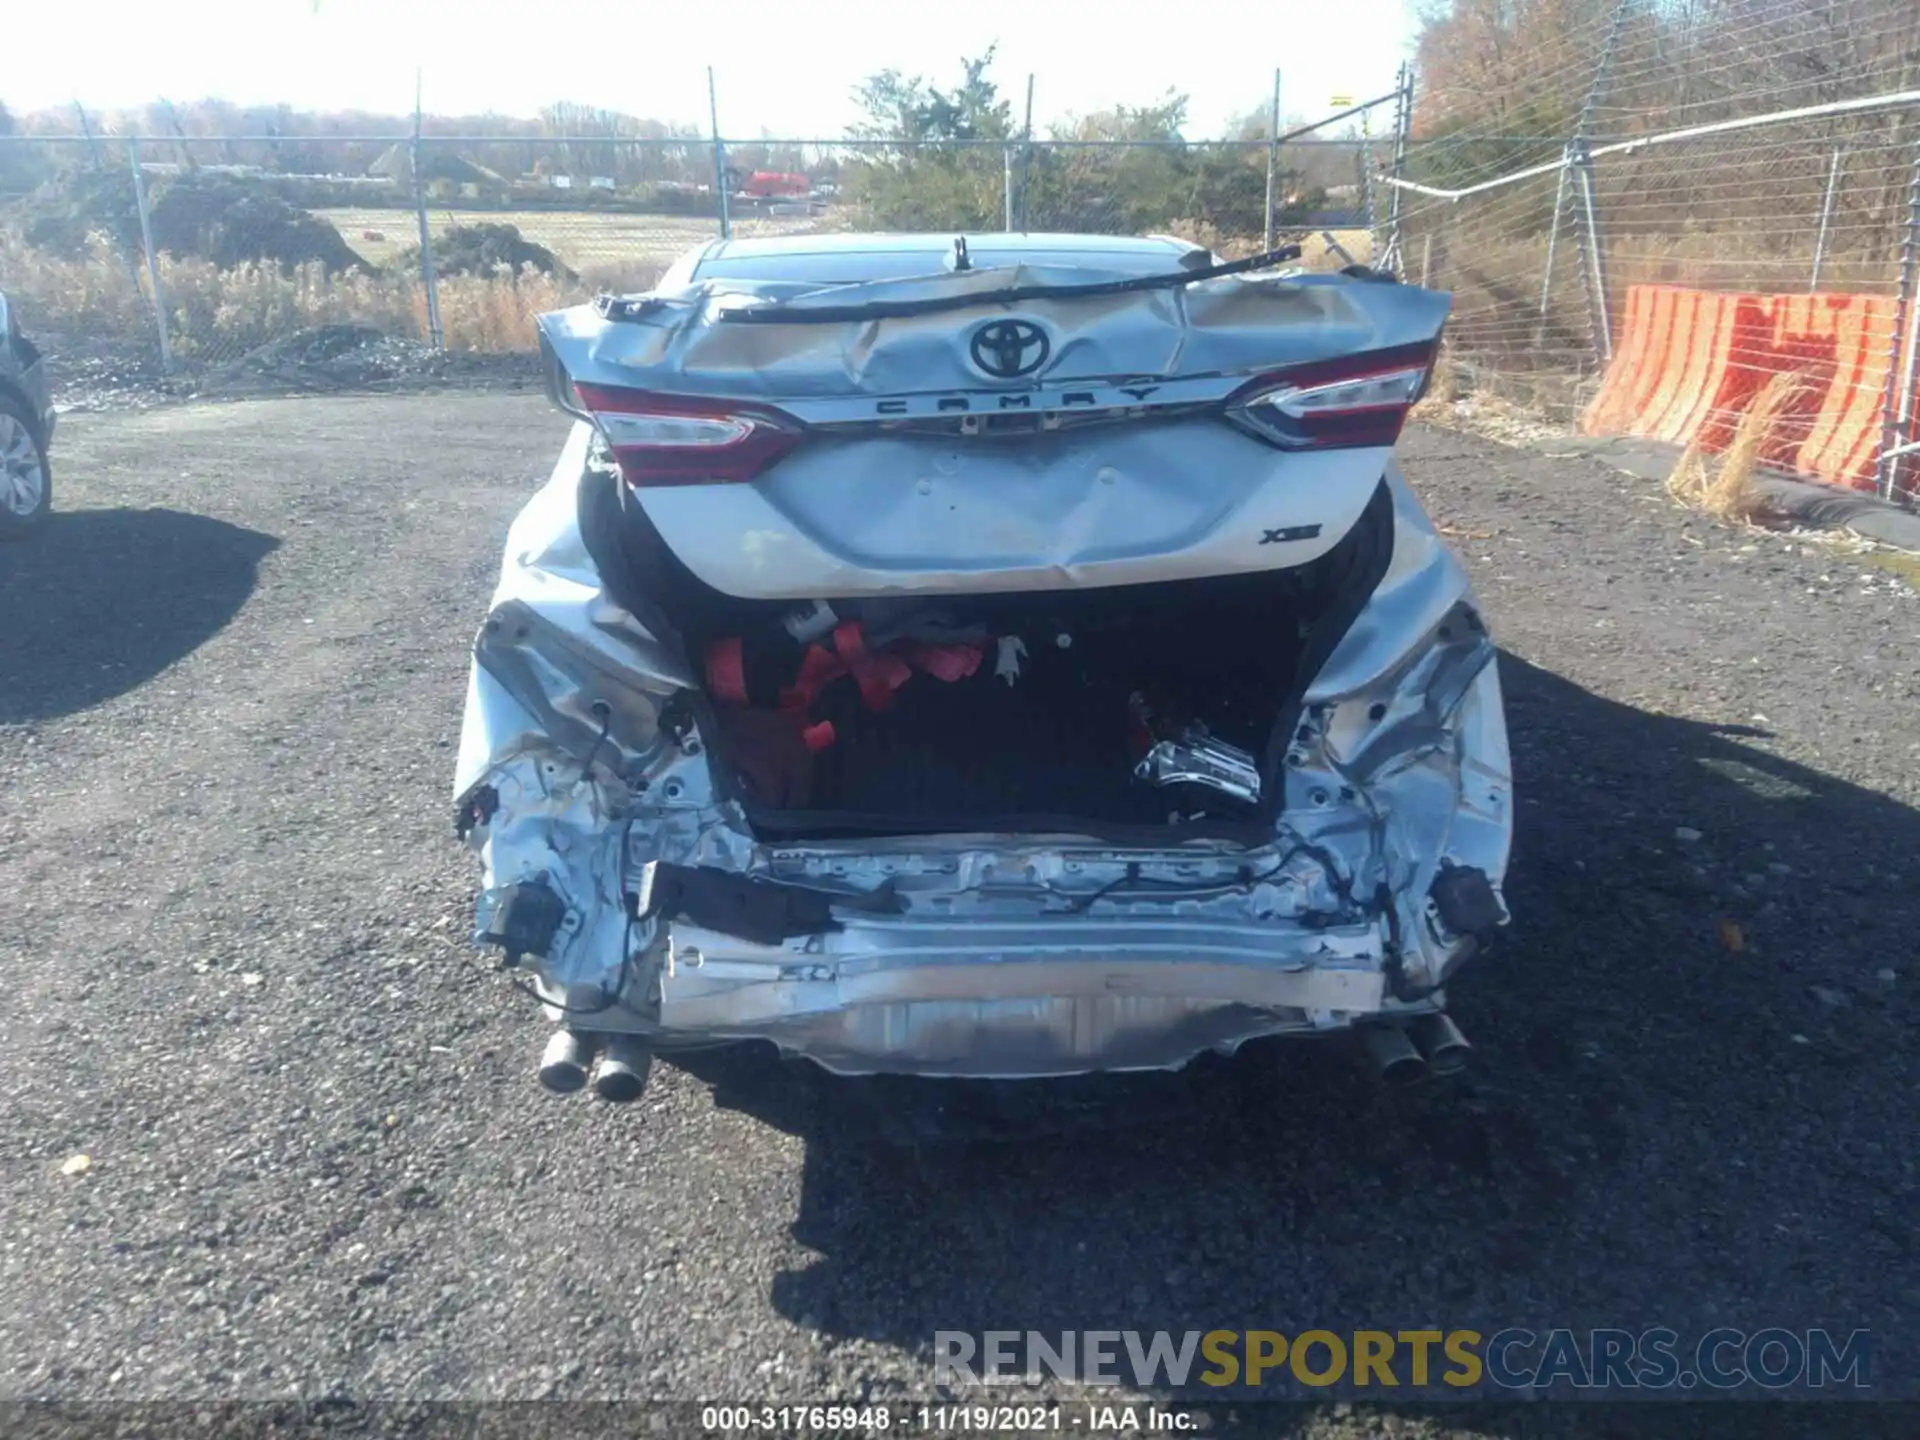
[
  {"left": 2, "top": 397, "right": 1917, "bottom": 1433},
  {"left": 37, "top": 327, "right": 539, "bottom": 416}
]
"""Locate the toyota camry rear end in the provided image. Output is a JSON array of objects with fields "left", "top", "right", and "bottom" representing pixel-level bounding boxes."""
[{"left": 452, "top": 232, "right": 1512, "bottom": 1097}]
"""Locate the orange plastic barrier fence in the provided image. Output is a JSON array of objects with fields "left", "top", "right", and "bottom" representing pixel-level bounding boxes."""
[{"left": 1582, "top": 284, "right": 1896, "bottom": 491}]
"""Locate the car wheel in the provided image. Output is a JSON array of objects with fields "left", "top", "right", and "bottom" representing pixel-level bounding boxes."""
[{"left": 0, "top": 396, "right": 51, "bottom": 540}]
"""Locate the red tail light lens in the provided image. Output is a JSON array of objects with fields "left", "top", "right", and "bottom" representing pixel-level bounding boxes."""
[
  {"left": 572, "top": 382, "right": 805, "bottom": 487},
  {"left": 1226, "top": 342, "right": 1436, "bottom": 451}
]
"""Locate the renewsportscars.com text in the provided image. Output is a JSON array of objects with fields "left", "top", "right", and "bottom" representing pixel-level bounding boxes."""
[{"left": 934, "top": 1327, "right": 1872, "bottom": 1392}]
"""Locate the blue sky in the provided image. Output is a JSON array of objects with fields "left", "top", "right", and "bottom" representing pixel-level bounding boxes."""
[{"left": 7, "top": 0, "right": 1416, "bottom": 137}]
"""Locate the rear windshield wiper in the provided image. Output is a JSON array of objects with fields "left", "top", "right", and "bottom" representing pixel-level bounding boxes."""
[{"left": 711, "top": 244, "right": 1306, "bottom": 325}]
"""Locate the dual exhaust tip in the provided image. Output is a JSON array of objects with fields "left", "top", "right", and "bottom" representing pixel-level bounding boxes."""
[
  {"left": 538, "top": 1030, "right": 653, "bottom": 1102},
  {"left": 1363, "top": 1012, "right": 1469, "bottom": 1085}
]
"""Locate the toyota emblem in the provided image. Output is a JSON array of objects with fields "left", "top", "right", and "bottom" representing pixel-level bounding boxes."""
[{"left": 969, "top": 319, "right": 1051, "bottom": 379}]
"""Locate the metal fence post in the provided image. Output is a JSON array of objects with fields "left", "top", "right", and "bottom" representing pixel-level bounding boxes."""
[
  {"left": 1535, "top": 164, "right": 1570, "bottom": 349},
  {"left": 1017, "top": 75, "right": 1035, "bottom": 231},
  {"left": 1263, "top": 69, "right": 1281, "bottom": 252},
  {"left": 1896, "top": 290, "right": 1920, "bottom": 504},
  {"left": 1382, "top": 62, "right": 1412, "bottom": 273},
  {"left": 1361, "top": 104, "right": 1379, "bottom": 256},
  {"left": 411, "top": 77, "right": 443, "bottom": 350},
  {"left": 1003, "top": 144, "right": 1015, "bottom": 231},
  {"left": 1873, "top": 139, "right": 1920, "bottom": 502},
  {"left": 126, "top": 137, "right": 173, "bottom": 373},
  {"left": 1571, "top": 140, "right": 1613, "bottom": 363},
  {"left": 707, "top": 67, "right": 731, "bottom": 241},
  {"left": 1811, "top": 147, "right": 1844, "bottom": 292},
  {"left": 1563, "top": 0, "right": 1629, "bottom": 368}
]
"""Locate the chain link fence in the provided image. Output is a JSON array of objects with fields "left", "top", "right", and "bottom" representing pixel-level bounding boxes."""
[
  {"left": 5, "top": 20, "right": 1918, "bottom": 497},
  {"left": 0, "top": 131, "right": 729, "bottom": 368},
  {"left": 1398, "top": 110, "right": 1920, "bottom": 377},
  {"left": 1391, "top": 0, "right": 1920, "bottom": 500},
  {"left": 0, "top": 105, "right": 1394, "bottom": 376}
]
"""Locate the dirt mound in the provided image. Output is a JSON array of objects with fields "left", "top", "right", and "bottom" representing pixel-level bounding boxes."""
[
  {"left": 19, "top": 171, "right": 369, "bottom": 275},
  {"left": 408, "top": 222, "right": 575, "bottom": 280},
  {"left": 20, "top": 168, "right": 142, "bottom": 258},
  {"left": 149, "top": 179, "right": 370, "bottom": 274}
]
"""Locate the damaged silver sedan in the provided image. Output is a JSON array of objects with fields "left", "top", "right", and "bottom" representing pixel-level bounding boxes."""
[{"left": 453, "top": 231, "right": 1511, "bottom": 1097}]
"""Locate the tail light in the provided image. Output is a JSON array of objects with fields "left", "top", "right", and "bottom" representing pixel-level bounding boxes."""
[
  {"left": 572, "top": 383, "right": 805, "bottom": 486},
  {"left": 540, "top": 335, "right": 804, "bottom": 487},
  {"left": 1226, "top": 341, "right": 1436, "bottom": 451}
]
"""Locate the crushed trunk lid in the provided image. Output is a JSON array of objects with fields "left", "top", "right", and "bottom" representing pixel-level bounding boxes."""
[{"left": 536, "top": 261, "right": 1450, "bottom": 599}]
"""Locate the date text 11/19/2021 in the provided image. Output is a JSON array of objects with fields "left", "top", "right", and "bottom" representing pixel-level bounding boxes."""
[{"left": 700, "top": 1403, "right": 1197, "bottom": 1434}]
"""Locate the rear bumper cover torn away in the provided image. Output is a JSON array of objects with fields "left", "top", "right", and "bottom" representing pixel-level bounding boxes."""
[{"left": 453, "top": 443, "right": 1511, "bottom": 1078}]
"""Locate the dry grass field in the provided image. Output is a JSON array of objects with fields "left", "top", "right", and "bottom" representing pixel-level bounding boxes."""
[
  {"left": 318, "top": 206, "right": 1374, "bottom": 272},
  {"left": 316, "top": 206, "right": 836, "bottom": 273},
  {"left": 0, "top": 215, "right": 1375, "bottom": 366}
]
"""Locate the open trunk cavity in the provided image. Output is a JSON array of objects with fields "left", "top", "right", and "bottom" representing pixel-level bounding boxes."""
[{"left": 581, "top": 467, "right": 1395, "bottom": 841}]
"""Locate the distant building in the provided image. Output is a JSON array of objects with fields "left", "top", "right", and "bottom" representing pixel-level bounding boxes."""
[
  {"left": 137, "top": 161, "right": 267, "bottom": 178},
  {"left": 367, "top": 143, "right": 506, "bottom": 191},
  {"left": 589, "top": 175, "right": 615, "bottom": 190},
  {"left": 740, "top": 171, "right": 810, "bottom": 198}
]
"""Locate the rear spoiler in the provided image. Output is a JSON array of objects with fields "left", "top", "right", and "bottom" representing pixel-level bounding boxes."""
[
  {"left": 541, "top": 259, "right": 1446, "bottom": 414},
  {"left": 597, "top": 243, "right": 1312, "bottom": 326}
]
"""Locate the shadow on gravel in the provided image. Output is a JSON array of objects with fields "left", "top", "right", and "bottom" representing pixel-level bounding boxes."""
[
  {"left": 675, "top": 651, "right": 1919, "bottom": 1415},
  {"left": 0, "top": 507, "right": 278, "bottom": 723}
]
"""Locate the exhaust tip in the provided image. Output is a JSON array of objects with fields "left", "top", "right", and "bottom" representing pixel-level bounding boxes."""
[
  {"left": 1361, "top": 1025, "right": 1428, "bottom": 1086},
  {"left": 537, "top": 1030, "right": 593, "bottom": 1094},
  {"left": 1411, "top": 1012, "right": 1471, "bottom": 1076},
  {"left": 593, "top": 1034, "right": 653, "bottom": 1103}
]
